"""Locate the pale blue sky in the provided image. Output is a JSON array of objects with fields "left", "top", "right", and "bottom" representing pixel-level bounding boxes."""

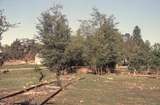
[{"left": 0, "top": 0, "right": 160, "bottom": 45}]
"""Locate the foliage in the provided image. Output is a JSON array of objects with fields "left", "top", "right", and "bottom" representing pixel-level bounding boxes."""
[
  {"left": 0, "top": 10, "right": 15, "bottom": 66},
  {"left": 37, "top": 4, "right": 71, "bottom": 70},
  {"left": 9, "top": 39, "right": 24, "bottom": 59},
  {"left": 151, "top": 43, "right": 160, "bottom": 70},
  {"left": 37, "top": 4, "right": 71, "bottom": 85},
  {"left": 65, "top": 30, "right": 87, "bottom": 67},
  {"left": 33, "top": 5, "right": 160, "bottom": 74},
  {"left": 3, "top": 38, "right": 39, "bottom": 60},
  {"left": 79, "top": 8, "right": 123, "bottom": 72},
  {"left": 0, "top": 10, "right": 15, "bottom": 45},
  {"left": 127, "top": 26, "right": 152, "bottom": 71}
]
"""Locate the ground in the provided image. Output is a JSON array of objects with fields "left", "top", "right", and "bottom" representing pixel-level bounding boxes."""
[
  {"left": 0, "top": 65, "right": 160, "bottom": 105},
  {"left": 55, "top": 74, "right": 160, "bottom": 105},
  {"left": 0, "top": 64, "right": 54, "bottom": 90}
]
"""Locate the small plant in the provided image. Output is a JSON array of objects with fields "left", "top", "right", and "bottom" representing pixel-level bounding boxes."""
[
  {"left": 34, "top": 64, "right": 41, "bottom": 72},
  {"left": 34, "top": 64, "right": 45, "bottom": 82}
]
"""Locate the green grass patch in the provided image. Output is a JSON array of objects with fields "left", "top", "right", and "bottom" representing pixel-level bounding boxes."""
[
  {"left": 1, "top": 64, "right": 44, "bottom": 69},
  {"left": 55, "top": 74, "right": 160, "bottom": 105},
  {"left": 1, "top": 67, "right": 160, "bottom": 105},
  {"left": 0, "top": 68, "right": 55, "bottom": 90}
]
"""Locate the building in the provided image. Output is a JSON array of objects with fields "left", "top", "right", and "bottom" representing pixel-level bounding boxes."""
[{"left": 35, "top": 53, "right": 43, "bottom": 65}]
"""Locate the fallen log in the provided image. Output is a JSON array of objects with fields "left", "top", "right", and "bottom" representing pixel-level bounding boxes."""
[
  {"left": 0, "top": 80, "right": 56, "bottom": 101},
  {"left": 134, "top": 75, "right": 160, "bottom": 79},
  {"left": 40, "top": 77, "right": 85, "bottom": 105},
  {"left": 40, "top": 88, "right": 62, "bottom": 105}
]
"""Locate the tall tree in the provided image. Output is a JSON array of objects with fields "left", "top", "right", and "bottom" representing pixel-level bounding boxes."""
[
  {"left": 151, "top": 43, "right": 160, "bottom": 72},
  {"left": 0, "top": 10, "right": 14, "bottom": 66},
  {"left": 128, "top": 26, "right": 151, "bottom": 72},
  {"left": 80, "top": 8, "right": 123, "bottom": 73},
  {"left": 132, "top": 26, "right": 144, "bottom": 46},
  {"left": 122, "top": 33, "right": 133, "bottom": 65},
  {"left": 0, "top": 10, "right": 14, "bottom": 45},
  {"left": 99, "top": 15, "right": 122, "bottom": 72},
  {"left": 37, "top": 4, "right": 71, "bottom": 86},
  {"left": 21, "top": 38, "right": 40, "bottom": 62},
  {"left": 5, "top": 38, "right": 39, "bottom": 61},
  {"left": 10, "top": 39, "right": 24, "bottom": 60},
  {"left": 65, "top": 30, "right": 87, "bottom": 69}
]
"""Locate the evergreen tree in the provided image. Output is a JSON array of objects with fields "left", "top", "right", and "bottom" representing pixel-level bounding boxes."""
[
  {"left": 80, "top": 8, "right": 123, "bottom": 73},
  {"left": 36, "top": 4, "right": 71, "bottom": 86},
  {"left": 132, "top": 26, "right": 144, "bottom": 46},
  {"left": 122, "top": 33, "right": 133, "bottom": 65},
  {"left": 128, "top": 26, "right": 151, "bottom": 72},
  {"left": 65, "top": 30, "right": 87, "bottom": 72},
  {"left": 151, "top": 43, "right": 160, "bottom": 72}
]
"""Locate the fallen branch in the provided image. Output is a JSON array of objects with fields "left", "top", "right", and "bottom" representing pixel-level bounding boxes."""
[
  {"left": 40, "top": 88, "right": 62, "bottom": 105},
  {"left": 0, "top": 80, "right": 56, "bottom": 101},
  {"left": 40, "top": 77, "right": 85, "bottom": 105},
  {"left": 134, "top": 75, "right": 160, "bottom": 79}
]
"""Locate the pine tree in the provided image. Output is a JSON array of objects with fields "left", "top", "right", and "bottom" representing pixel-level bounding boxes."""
[{"left": 128, "top": 26, "right": 151, "bottom": 72}]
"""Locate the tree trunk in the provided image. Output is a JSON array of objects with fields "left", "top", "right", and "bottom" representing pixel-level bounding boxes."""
[
  {"left": 97, "top": 68, "right": 100, "bottom": 75},
  {"left": 95, "top": 67, "right": 97, "bottom": 75},
  {"left": 56, "top": 70, "right": 62, "bottom": 88},
  {"left": 147, "top": 65, "right": 150, "bottom": 75},
  {"left": 100, "top": 67, "right": 103, "bottom": 75}
]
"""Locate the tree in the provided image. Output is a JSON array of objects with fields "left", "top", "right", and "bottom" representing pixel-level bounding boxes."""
[
  {"left": 132, "top": 26, "right": 144, "bottom": 46},
  {"left": 143, "top": 40, "right": 152, "bottom": 71},
  {"left": 65, "top": 30, "right": 87, "bottom": 71},
  {"left": 4, "top": 38, "right": 39, "bottom": 61},
  {"left": 0, "top": 10, "right": 14, "bottom": 45},
  {"left": 122, "top": 33, "right": 133, "bottom": 65},
  {"left": 2, "top": 44, "right": 11, "bottom": 61},
  {"left": 0, "top": 10, "right": 15, "bottom": 66},
  {"left": 79, "top": 8, "right": 123, "bottom": 73},
  {"left": 151, "top": 43, "right": 160, "bottom": 72},
  {"left": 128, "top": 26, "right": 151, "bottom": 72},
  {"left": 21, "top": 38, "right": 40, "bottom": 62},
  {"left": 10, "top": 39, "right": 24, "bottom": 60},
  {"left": 37, "top": 4, "right": 71, "bottom": 86}
]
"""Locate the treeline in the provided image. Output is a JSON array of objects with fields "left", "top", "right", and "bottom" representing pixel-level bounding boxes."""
[
  {"left": 0, "top": 10, "right": 40, "bottom": 63},
  {"left": 2, "top": 38, "right": 40, "bottom": 62},
  {"left": 123, "top": 28, "right": 160, "bottom": 73},
  {"left": 1, "top": 5, "right": 160, "bottom": 75},
  {"left": 36, "top": 4, "right": 160, "bottom": 76}
]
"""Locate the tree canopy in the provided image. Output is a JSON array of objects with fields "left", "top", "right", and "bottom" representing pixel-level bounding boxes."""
[
  {"left": 36, "top": 5, "right": 160, "bottom": 75},
  {"left": 78, "top": 8, "right": 123, "bottom": 73},
  {"left": 0, "top": 10, "right": 15, "bottom": 44},
  {"left": 36, "top": 4, "right": 71, "bottom": 86}
]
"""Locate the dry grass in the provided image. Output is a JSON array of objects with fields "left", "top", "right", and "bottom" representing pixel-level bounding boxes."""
[{"left": 54, "top": 74, "right": 160, "bottom": 105}]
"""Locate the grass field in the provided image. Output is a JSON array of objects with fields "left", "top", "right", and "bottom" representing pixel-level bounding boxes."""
[
  {"left": 0, "top": 65, "right": 55, "bottom": 90},
  {"left": 0, "top": 65, "right": 160, "bottom": 105},
  {"left": 1, "top": 64, "right": 44, "bottom": 69},
  {"left": 55, "top": 74, "right": 160, "bottom": 105}
]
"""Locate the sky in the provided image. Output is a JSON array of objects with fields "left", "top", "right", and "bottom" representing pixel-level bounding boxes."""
[{"left": 0, "top": 0, "right": 160, "bottom": 45}]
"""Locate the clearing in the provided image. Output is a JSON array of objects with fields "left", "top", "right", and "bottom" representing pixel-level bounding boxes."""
[
  {"left": 55, "top": 74, "right": 160, "bottom": 105},
  {"left": 0, "top": 65, "right": 160, "bottom": 105}
]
